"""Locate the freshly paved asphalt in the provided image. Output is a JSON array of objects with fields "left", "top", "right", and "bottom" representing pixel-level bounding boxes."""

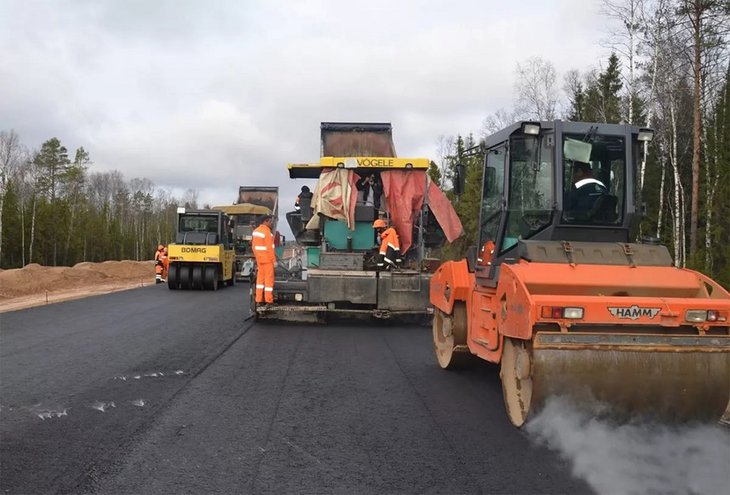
[{"left": 0, "top": 283, "right": 591, "bottom": 494}]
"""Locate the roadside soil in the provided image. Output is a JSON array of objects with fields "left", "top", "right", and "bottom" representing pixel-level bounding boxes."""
[{"left": 0, "top": 261, "right": 155, "bottom": 313}]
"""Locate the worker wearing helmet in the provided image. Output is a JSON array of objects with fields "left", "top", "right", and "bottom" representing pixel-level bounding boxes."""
[
  {"left": 154, "top": 244, "right": 165, "bottom": 284},
  {"left": 252, "top": 215, "right": 276, "bottom": 306},
  {"left": 373, "top": 218, "right": 401, "bottom": 269}
]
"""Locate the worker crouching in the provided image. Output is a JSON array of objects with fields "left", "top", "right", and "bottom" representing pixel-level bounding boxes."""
[
  {"left": 252, "top": 215, "right": 276, "bottom": 306},
  {"left": 373, "top": 218, "right": 401, "bottom": 270}
]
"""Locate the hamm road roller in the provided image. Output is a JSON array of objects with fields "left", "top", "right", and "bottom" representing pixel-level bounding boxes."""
[{"left": 430, "top": 120, "right": 730, "bottom": 426}]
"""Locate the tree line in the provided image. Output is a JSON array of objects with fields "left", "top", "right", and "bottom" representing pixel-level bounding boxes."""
[
  {"left": 0, "top": 132, "right": 201, "bottom": 268},
  {"left": 2, "top": 0, "right": 728, "bottom": 290},
  {"left": 431, "top": 0, "right": 729, "bottom": 289}
]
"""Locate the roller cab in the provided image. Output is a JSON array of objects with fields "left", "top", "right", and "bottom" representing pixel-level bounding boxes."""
[{"left": 430, "top": 121, "right": 730, "bottom": 427}]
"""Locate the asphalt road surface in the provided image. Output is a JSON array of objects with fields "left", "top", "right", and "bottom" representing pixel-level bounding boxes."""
[{"left": 1, "top": 283, "right": 590, "bottom": 494}]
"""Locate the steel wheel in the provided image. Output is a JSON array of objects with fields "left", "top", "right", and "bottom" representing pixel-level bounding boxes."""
[
  {"left": 500, "top": 337, "right": 534, "bottom": 428},
  {"left": 432, "top": 303, "right": 469, "bottom": 369}
]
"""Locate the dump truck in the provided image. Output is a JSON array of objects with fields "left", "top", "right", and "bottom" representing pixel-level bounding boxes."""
[
  {"left": 214, "top": 186, "right": 279, "bottom": 281},
  {"left": 430, "top": 120, "right": 730, "bottom": 426},
  {"left": 166, "top": 207, "right": 236, "bottom": 290},
  {"left": 251, "top": 122, "right": 463, "bottom": 322}
]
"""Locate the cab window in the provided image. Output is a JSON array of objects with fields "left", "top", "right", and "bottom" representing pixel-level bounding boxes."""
[
  {"left": 503, "top": 134, "right": 554, "bottom": 251},
  {"left": 562, "top": 134, "right": 625, "bottom": 225},
  {"left": 478, "top": 145, "right": 506, "bottom": 252}
]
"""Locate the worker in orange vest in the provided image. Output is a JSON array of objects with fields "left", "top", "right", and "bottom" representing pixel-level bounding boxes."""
[
  {"left": 252, "top": 215, "right": 276, "bottom": 306},
  {"left": 154, "top": 244, "right": 164, "bottom": 283},
  {"left": 373, "top": 218, "right": 401, "bottom": 270},
  {"left": 161, "top": 246, "right": 169, "bottom": 282}
]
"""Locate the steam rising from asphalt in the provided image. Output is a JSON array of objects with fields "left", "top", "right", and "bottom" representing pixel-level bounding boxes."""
[{"left": 526, "top": 398, "right": 730, "bottom": 495}]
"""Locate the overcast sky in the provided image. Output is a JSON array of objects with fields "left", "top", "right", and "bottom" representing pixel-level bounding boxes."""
[{"left": 1, "top": 0, "right": 614, "bottom": 234}]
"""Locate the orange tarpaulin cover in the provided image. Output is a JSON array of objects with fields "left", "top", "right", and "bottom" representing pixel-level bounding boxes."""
[
  {"left": 381, "top": 171, "right": 463, "bottom": 253},
  {"left": 306, "top": 168, "right": 358, "bottom": 230}
]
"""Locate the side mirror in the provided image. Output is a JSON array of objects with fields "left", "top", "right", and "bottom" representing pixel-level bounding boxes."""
[{"left": 453, "top": 163, "right": 466, "bottom": 196}]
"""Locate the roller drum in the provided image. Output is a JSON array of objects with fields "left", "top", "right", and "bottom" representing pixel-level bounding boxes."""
[{"left": 502, "top": 333, "right": 730, "bottom": 427}]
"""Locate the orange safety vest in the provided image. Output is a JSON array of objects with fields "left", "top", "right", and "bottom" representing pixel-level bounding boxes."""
[
  {"left": 251, "top": 224, "right": 275, "bottom": 264},
  {"left": 378, "top": 227, "right": 400, "bottom": 265},
  {"left": 154, "top": 248, "right": 164, "bottom": 274}
]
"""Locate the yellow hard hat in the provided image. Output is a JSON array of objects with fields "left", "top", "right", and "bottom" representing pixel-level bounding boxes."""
[{"left": 373, "top": 219, "right": 386, "bottom": 229}]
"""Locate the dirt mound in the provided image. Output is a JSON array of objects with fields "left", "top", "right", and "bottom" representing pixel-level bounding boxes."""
[{"left": 0, "top": 261, "right": 154, "bottom": 300}]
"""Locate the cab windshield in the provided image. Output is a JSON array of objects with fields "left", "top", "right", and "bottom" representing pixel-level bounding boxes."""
[
  {"left": 561, "top": 133, "right": 625, "bottom": 225},
  {"left": 179, "top": 215, "right": 219, "bottom": 233}
]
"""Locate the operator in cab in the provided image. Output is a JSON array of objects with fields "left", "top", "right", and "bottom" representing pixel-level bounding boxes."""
[
  {"left": 373, "top": 218, "right": 401, "bottom": 270},
  {"left": 252, "top": 215, "right": 276, "bottom": 307},
  {"left": 565, "top": 161, "right": 608, "bottom": 215}
]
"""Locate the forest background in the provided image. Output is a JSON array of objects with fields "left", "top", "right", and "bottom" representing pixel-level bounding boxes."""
[{"left": 1, "top": 0, "right": 728, "bottom": 288}]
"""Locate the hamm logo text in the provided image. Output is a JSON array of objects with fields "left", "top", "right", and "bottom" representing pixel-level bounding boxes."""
[{"left": 608, "top": 305, "right": 661, "bottom": 320}]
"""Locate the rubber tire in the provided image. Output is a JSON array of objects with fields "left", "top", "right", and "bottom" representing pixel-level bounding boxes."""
[
  {"left": 204, "top": 265, "right": 218, "bottom": 291},
  {"left": 167, "top": 264, "right": 179, "bottom": 290},
  {"left": 191, "top": 265, "right": 203, "bottom": 290},
  {"left": 179, "top": 265, "right": 191, "bottom": 290}
]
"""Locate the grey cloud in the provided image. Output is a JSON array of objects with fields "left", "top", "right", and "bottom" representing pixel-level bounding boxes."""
[{"left": 2, "top": 0, "right": 609, "bottom": 227}]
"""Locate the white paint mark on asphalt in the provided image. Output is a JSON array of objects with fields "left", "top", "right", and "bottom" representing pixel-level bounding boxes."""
[
  {"left": 131, "top": 399, "right": 145, "bottom": 407},
  {"left": 36, "top": 408, "right": 68, "bottom": 420},
  {"left": 91, "top": 401, "right": 116, "bottom": 412},
  {"left": 113, "top": 370, "right": 187, "bottom": 381}
]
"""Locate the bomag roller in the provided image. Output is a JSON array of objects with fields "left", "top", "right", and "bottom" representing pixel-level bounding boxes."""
[
  {"left": 166, "top": 207, "right": 236, "bottom": 290},
  {"left": 430, "top": 120, "right": 730, "bottom": 427}
]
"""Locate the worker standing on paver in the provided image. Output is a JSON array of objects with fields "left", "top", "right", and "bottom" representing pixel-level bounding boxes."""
[
  {"left": 252, "top": 215, "right": 276, "bottom": 306},
  {"left": 373, "top": 218, "right": 401, "bottom": 270}
]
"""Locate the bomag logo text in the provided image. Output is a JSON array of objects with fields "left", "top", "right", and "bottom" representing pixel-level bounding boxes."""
[
  {"left": 181, "top": 247, "right": 207, "bottom": 254},
  {"left": 608, "top": 305, "right": 661, "bottom": 320},
  {"left": 357, "top": 158, "right": 394, "bottom": 167}
]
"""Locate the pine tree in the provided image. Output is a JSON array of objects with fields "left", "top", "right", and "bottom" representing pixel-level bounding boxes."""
[{"left": 584, "top": 53, "right": 624, "bottom": 123}]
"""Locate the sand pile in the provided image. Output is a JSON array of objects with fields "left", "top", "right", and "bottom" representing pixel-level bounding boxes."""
[{"left": 0, "top": 261, "right": 154, "bottom": 300}]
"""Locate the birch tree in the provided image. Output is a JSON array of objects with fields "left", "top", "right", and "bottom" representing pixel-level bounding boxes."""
[
  {"left": 676, "top": 0, "right": 729, "bottom": 259},
  {"left": 514, "top": 57, "right": 558, "bottom": 120}
]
